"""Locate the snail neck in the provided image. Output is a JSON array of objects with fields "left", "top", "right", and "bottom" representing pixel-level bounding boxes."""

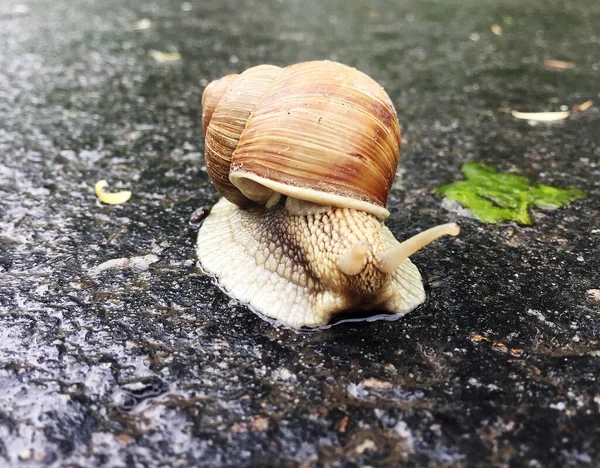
[{"left": 284, "top": 197, "right": 334, "bottom": 216}]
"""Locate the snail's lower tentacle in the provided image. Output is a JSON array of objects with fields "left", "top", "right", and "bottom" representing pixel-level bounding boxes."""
[{"left": 337, "top": 240, "right": 370, "bottom": 276}]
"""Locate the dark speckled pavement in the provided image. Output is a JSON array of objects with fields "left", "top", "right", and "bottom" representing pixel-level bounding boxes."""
[{"left": 0, "top": 0, "right": 599, "bottom": 465}]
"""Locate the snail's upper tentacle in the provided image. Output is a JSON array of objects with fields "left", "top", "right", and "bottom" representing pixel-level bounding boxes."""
[{"left": 376, "top": 223, "right": 460, "bottom": 274}]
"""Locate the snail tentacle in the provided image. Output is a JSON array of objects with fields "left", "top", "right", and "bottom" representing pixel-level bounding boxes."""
[
  {"left": 337, "top": 240, "right": 370, "bottom": 276},
  {"left": 376, "top": 223, "right": 460, "bottom": 274}
]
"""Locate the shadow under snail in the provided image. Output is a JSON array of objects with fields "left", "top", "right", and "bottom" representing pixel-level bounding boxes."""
[{"left": 197, "top": 60, "right": 459, "bottom": 328}]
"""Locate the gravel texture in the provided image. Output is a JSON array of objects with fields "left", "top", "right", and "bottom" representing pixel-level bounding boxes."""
[{"left": 1, "top": 0, "right": 599, "bottom": 466}]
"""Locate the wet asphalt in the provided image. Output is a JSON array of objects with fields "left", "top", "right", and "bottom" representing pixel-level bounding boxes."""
[{"left": 0, "top": 0, "right": 599, "bottom": 465}]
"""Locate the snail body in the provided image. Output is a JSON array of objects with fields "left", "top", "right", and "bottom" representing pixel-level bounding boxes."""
[{"left": 197, "top": 61, "right": 459, "bottom": 328}]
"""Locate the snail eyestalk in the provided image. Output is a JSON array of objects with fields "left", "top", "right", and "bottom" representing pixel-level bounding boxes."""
[
  {"left": 377, "top": 223, "right": 460, "bottom": 274},
  {"left": 337, "top": 240, "right": 370, "bottom": 276}
]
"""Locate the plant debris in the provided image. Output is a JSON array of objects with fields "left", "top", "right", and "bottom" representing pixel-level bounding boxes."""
[
  {"left": 249, "top": 415, "right": 270, "bottom": 431},
  {"left": 435, "top": 162, "right": 587, "bottom": 225},
  {"left": 150, "top": 50, "right": 182, "bottom": 62},
  {"left": 132, "top": 18, "right": 152, "bottom": 31},
  {"left": 189, "top": 206, "right": 212, "bottom": 226},
  {"left": 587, "top": 289, "right": 600, "bottom": 302},
  {"left": 510, "top": 110, "right": 570, "bottom": 122},
  {"left": 355, "top": 439, "right": 377, "bottom": 455},
  {"left": 573, "top": 100, "right": 593, "bottom": 112},
  {"left": 544, "top": 59, "right": 575, "bottom": 71},
  {"left": 90, "top": 254, "right": 160, "bottom": 275},
  {"left": 336, "top": 416, "right": 349, "bottom": 433},
  {"left": 360, "top": 378, "right": 393, "bottom": 389},
  {"left": 471, "top": 333, "right": 490, "bottom": 343},
  {"left": 491, "top": 24, "right": 502, "bottom": 35},
  {"left": 471, "top": 334, "right": 525, "bottom": 357},
  {"left": 94, "top": 180, "right": 132, "bottom": 205}
]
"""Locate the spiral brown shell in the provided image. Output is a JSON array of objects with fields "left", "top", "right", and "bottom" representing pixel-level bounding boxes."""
[{"left": 201, "top": 61, "right": 401, "bottom": 218}]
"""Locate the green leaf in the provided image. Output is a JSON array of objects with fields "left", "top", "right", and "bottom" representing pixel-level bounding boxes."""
[
  {"left": 529, "top": 184, "right": 588, "bottom": 209},
  {"left": 434, "top": 162, "right": 587, "bottom": 225}
]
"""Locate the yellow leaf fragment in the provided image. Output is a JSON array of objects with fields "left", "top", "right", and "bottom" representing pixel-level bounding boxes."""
[
  {"left": 510, "top": 110, "right": 570, "bottom": 122},
  {"left": 336, "top": 416, "right": 349, "bottom": 433},
  {"left": 471, "top": 333, "right": 490, "bottom": 343},
  {"left": 360, "top": 378, "right": 393, "bottom": 389},
  {"left": 491, "top": 24, "right": 503, "bottom": 35},
  {"left": 249, "top": 415, "right": 269, "bottom": 431},
  {"left": 95, "top": 180, "right": 132, "bottom": 205},
  {"left": 544, "top": 59, "right": 575, "bottom": 71},
  {"left": 116, "top": 433, "right": 135, "bottom": 445},
  {"left": 492, "top": 342, "right": 508, "bottom": 353},
  {"left": 573, "top": 100, "right": 593, "bottom": 112},
  {"left": 132, "top": 18, "right": 152, "bottom": 31},
  {"left": 150, "top": 50, "right": 182, "bottom": 62}
]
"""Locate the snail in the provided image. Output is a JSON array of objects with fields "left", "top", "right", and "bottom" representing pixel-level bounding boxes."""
[{"left": 197, "top": 61, "right": 459, "bottom": 328}]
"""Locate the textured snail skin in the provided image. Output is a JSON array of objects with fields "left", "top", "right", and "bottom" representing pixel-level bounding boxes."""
[{"left": 197, "top": 197, "right": 425, "bottom": 328}]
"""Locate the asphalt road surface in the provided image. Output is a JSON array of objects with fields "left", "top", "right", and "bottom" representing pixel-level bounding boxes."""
[{"left": 1, "top": 0, "right": 599, "bottom": 465}]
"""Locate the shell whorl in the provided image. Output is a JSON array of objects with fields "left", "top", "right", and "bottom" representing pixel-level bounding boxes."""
[
  {"left": 202, "top": 61, "right": 401, "bottom": 218},
  {"left": 203, "top": 65, "right": 282, "bottom": 207},
  {"left": 201, "top": 73, "right": 238, "bottom": 135}
]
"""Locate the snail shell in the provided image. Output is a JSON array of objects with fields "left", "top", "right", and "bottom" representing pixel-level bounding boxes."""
[
  {"left": 198, "top": 61, "right": 459, "bottom": 328},
  {"left": 202, "top": 61, "right": 400, "bottom": 218}
]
